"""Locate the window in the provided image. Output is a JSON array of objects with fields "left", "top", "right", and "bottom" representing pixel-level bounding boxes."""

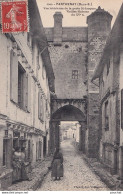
[
  {"left": 10, "top": 50, "right": 18, "bottom": 103},
  {"left": 18, "top": 63, "right": 25, "bottom": 108},
  {"left": 38, "top": 92, "right": 44, "bottom": 122},
  {"left": 18, "top": 63, "right": 29, "bottom": 110},
  {"left": 105, "top": 101, "right": 109, "bottom": 131},
  {"left": 72, "top": 70, "right": 78, "bottom": 79},
  {"left": 10, "top": 49, "right": 31, "bottom": 112}
]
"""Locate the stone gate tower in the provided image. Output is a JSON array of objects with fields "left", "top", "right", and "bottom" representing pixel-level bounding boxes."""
[
  {"left": 45, "top": 7, "right": 112, "bottom": 156},
  {"left": 86, "top": 7, "right": 112, "bottom": 157}
]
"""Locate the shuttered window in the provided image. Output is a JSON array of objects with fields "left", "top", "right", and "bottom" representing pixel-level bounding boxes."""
[
  {"left": 18, "top": 63, "right": 25, "bottom": 108},
  {"left": 27, "top": 75, "right": 31, "bottom": 112},
  {"left": 105, "top": 101, "right": 109, "bottom": 131},
  {"left": 10, "top": 50, "right": 18, "bottom": 103},
  {"left": 10, "top": 50, "right": 31, "bottom": 111},
  {"left": 18, "top": 63, "right": 28, "bottom": 110},
  {"left": 38, "top": 92, "right": 44, "bottom": 122}
]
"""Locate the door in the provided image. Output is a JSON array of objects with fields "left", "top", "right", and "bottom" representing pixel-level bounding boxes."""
[{"left": 43, "top": 136, "right": 46, "bottom": 157}]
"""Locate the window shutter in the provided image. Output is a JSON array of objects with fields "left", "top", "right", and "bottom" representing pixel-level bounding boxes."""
[
  {"left": 38, "top": 92, "right": 41, "bottom": 119},
  {"left": 41, "top": 96, "right": 44, "bottom": 121},
  {"left": 28, "top": 74, "right": 31, "bottom": 112},
  {"left": 10, "top": 50, "right": 18, "bottom": 103},
  {"left": 23, "top": 73, "right": 28, "bottom": 111}
]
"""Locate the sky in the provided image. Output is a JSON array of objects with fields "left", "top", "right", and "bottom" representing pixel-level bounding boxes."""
[{"left": 36, "top": 0, "right": 123, "bottom": 28}]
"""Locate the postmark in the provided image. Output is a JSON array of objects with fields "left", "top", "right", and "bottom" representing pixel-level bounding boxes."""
[{"left": 1, "top": 1, "right": 28, "bottom": 33}]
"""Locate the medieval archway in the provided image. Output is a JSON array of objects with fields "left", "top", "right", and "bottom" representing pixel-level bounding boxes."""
[{"left": 50, "top": 105, "right": 86, "bottom": 153}]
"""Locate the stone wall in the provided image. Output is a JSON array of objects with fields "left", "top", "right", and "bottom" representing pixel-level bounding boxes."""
[
  {"left": 48, "top": 42, "right": 87, "bottom": 99},
  {"left": 45, "top": 27, "right": 88, "bottom": 42}
]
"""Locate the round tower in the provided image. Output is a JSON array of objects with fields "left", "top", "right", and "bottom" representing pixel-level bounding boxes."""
[
  {"left": 86, "top": 7, "right": 112, "bottom": 158},
  {"left": 87, "top": 6, "right": 113, "bottom": 41}
]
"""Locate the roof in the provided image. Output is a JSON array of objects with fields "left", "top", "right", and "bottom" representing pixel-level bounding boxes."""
[
  {"left": 92, "top": 3, "right": 123, "bottom": 81},
  {"left": 87, "top": 6, "right": 112, "bottom": 24},
  {"left": 45, "top": 27, "right": 88, "bottom": 42}
]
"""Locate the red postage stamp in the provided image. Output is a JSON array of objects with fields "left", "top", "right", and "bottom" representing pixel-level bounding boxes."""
[{"left": 1, "top": 1, "right": 28, "bottom": 33}]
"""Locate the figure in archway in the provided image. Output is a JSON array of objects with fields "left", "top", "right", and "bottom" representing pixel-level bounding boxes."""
[{"left": 51, "top": 148, "right": 64, "bottom": 180}]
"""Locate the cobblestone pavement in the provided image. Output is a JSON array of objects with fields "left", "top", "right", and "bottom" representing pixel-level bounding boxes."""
[{"left": 38, "top": 139, "right": 109, "bottom": 191}]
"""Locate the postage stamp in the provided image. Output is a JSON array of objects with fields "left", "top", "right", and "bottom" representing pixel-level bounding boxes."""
[{"left": 1, "top": 1, "right": 28, "bottom": 33}]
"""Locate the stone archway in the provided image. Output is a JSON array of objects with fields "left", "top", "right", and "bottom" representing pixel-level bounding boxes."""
[{"left": 50, "top": 105, "right": 86, "bottom": 153}]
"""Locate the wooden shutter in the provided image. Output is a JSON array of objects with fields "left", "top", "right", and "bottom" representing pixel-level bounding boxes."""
[
  {"left": 38, "top": 92, "right": 41, "bottom": 119},
  {"left": 23, "top": 73, "right": 28, "bottom": 111},
  {"left": 40, "top": 96, "right": 43, "bottom": 121},
  {"left": 28, "top": 74, "right": 31, "bottom": 112},
  {"left": 10, "top": 50, "right": 18, "bottom": 103},
  {"left": 41, "top": 96, "right": 44, "bottom": 121}
]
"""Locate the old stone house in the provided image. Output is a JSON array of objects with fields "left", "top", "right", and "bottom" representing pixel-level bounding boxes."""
[
  {"left": 92, "top": 3, "right": 123, "bottom": 180},
  {"left": 45, "top": 7, "right": 112, "bottom": 157},
  {"left": 0, "top": 0, "right": 55, "bottom": 189}
]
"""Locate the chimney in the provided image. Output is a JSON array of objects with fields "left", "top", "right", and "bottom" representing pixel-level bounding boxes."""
[{"left": 53, "top": 12, "right": 63, "bottom": 45}]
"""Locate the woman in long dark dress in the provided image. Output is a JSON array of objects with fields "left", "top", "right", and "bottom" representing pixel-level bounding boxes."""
[
  {"left": 51, "top": 148, "right": 64, "bottom": 180},
  {"left": 12, "top": 147, "right": 22, "bottom": 183},
  {"left": 20, "top": 147, "right": 29, "bottom": 181}
]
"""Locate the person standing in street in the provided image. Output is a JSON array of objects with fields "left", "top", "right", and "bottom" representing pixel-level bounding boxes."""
[
  {"left": 20, "top": 147, "right": 30, "bottom": 181},
  {"left": 12, "top": 147, "right": 22, "bottom": 183},
  {"left": 51, "top": 148, "right": 64, "bottom": 181}
]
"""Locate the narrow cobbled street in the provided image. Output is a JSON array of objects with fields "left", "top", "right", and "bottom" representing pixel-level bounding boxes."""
[{"left": 38, "top": 139, "right": 109, "bottom": 191}]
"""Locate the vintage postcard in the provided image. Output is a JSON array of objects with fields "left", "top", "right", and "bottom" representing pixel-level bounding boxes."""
[{"left": 0, "top": 0, "right": 123, "bottom": 192}]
